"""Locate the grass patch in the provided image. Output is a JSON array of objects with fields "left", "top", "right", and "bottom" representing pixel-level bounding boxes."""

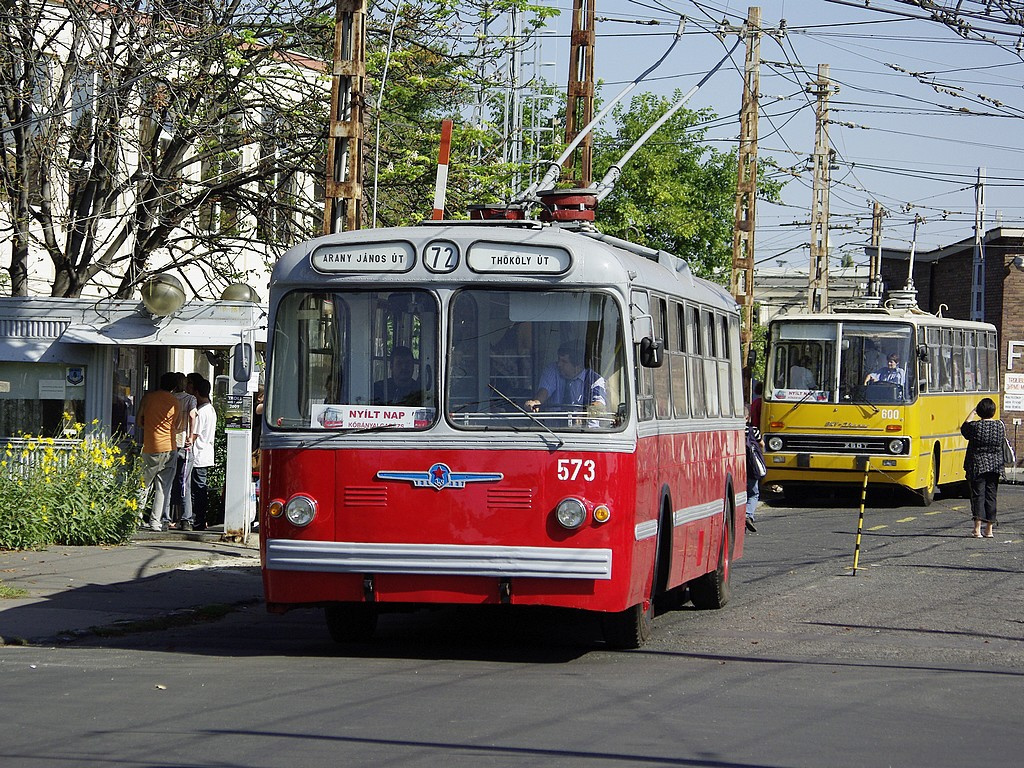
[{"left": 0, "top": 580, "right": 28, "bottom": 599}]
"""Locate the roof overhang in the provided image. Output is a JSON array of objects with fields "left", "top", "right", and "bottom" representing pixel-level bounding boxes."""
[{"left": 59, "top": 302, "right": 267, "bottom": 347}]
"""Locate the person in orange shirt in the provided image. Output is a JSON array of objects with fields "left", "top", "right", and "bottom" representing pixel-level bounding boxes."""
[{"left": 136, "top": 372, "right": 181, "bottom": 531}]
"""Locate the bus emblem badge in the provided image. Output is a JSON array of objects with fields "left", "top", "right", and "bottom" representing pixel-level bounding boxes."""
[{"left": 377, "top": 463, "right": 504, "bottom": 491}]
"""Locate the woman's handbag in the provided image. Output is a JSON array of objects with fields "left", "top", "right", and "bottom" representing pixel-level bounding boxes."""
[{"left": 1003, "top": 436, "right": 1016, "bottom": 467}]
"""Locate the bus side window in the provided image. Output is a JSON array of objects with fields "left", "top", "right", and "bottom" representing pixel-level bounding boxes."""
[
  {"left": 940, "top": 328, "right": 952, "bottom": 392},
  {"left": 687, "top": 304, "right": 706, "bottom": 418},
  {"left": 670, "top": 302, "right": 688, "bottom": 418},
  {"left": 652, "top": 297, "right": 671, "bottom": 419}
]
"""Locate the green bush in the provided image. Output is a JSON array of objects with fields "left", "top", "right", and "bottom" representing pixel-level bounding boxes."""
[{"left": 0, "top": 423, "right": 142, "bottom": 550}]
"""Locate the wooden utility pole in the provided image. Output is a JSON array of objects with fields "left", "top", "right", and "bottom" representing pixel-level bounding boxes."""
[
  {"left": 807, "top": 63, "right": 836, "bottom": 312},
  {"left": 729, "top": 6, "right": 762, "bottom": 378},
  {"left": 323, "top": 0, "right": 366, "bottom": 234},
  {"left": 563, "top": 0, "right": 596, "bottom": 187}
]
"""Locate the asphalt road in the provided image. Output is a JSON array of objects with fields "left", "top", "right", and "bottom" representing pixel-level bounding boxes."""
[{"left": 2, "top": 484, "right": 1022, "bottom": 768}]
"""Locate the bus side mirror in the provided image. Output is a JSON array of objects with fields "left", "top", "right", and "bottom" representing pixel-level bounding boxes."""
[
  {"left": 746, "top": 347, "right": 757, "bottom": 368},
  {"left": 640, "top": 337, "right": 664, "bottom": 368},
  {"left": 233, "top": 342, "right": 253, "bottom": 383},
  {"left": 917, "top": 344, "right": 929, "bottom": 362}
]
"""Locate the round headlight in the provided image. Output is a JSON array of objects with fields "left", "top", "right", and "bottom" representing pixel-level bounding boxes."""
[
  {"left": 888, "top": 439, "right": 904, "bottom": 455},
  {"left": 284, "top": 495, "right": 316, "bottom": 527},
  {"left": 767, "top": 436, "right": 783, "bottom": 452},
  {"left": 555, "top": 498, "right": 587, "bottom": 530}
]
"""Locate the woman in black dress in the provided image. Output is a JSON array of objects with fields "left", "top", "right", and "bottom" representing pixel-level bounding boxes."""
[{"left": 961, "top": 397, "right": 1006, "bottom": 538}]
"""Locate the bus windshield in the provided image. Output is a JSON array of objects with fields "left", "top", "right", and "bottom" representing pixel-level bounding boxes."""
[
  {"left": 267, "top": 289, "right": 439, "bottom": 431},
  {"left": 769, "top": 320, "right": 916, "bottom": 405},
  {"left": 449, "top": 289, "right": 627, "bottom": 432}
]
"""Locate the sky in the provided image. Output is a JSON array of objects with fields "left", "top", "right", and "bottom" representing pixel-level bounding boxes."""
[{"left": 531, "top": 0, "right": 1024, "bottom": 271}]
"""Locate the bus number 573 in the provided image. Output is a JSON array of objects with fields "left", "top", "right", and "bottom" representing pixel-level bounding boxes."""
[{"left": 557, "top": 458, "right": 596, "bottom": 481}]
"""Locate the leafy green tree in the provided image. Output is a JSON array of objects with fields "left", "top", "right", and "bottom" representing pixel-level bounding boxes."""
[
  {"left": 591, "top": 91, "right": 783, "bottom": 283},
  {"left": 363, "top": 1, "right": 558, "bottom": 226}
]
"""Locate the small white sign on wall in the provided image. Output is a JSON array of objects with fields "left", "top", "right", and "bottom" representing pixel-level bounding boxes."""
[{"left": 39, "top": 380, "right": 66, "bottom": 399}]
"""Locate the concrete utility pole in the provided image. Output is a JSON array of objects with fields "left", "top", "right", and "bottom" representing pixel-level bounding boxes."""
[
  {"left": 323, "top": 0, "right": 366, "bottom": 234},
  {"left": 563, "top": 0, "right": 596, "bottom": 187},
  {"left": 807, "top": 63, "right": 837, "bottom": 312},
  {"left": 971, "top": 167, "right": 986, "bottom": 321},
  {"left": 729, "top": 6, "right": 762, "bottom": 377},
  {"left": 868, "top": 200, "right": 885, "bottom": 302}
]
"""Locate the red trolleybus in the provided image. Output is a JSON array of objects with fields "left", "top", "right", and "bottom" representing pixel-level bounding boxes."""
[{"left": 260, "top": 218, "right": 746, "bottom": 647}]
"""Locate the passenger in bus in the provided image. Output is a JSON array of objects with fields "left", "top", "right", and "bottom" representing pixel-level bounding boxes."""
[
  {"left": 789, "top": 356, "right": 816, "bottom": 390},
  {"left": 525, "top": 342, "right": 606, "bottom": 412},
  {"left": 373, "top": 346, "right": 422, "bottom": 406},
  {"left": 864, "top": 353, "right": 905, "bottom": 387}
]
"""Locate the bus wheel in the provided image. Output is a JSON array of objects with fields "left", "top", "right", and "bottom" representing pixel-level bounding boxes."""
[
  {"left": 689, "top": 519, "right": 732, "bottom": 610},
  {"left": 915, "top": 452, "right": 939, "bottom": 507},
  {"left": 601, "top": 597, "right": 654, "bottom": 649},
  {"left": 324, "top": 603, "right": 378, "bottom": 643}
]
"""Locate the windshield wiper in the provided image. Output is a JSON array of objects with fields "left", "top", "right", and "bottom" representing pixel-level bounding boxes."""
[
  {"left": 488, "top": 384, "right": 564, "bottom": 449},
  {"left": 297, "top": 423, "right": 399, "bottom": 447},
  {"left": 780, "top": 388, "right": 825, "bottom": 420},
  {"left": 845, "top": 388, "right": 880, "bottom": 415}
]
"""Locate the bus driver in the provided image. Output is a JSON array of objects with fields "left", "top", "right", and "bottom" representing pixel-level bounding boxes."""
[
  {"left": 526, "top": 342, "right": 606, "bottom": 413},
  {"left": 864, "top": 353, "right": 905, "bottom": 387},
  {"left": 373, "top": 346, "right": 422, "bottom": 406}
]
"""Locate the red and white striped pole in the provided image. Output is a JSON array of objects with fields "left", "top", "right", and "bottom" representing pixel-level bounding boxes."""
[{"left": 431, "top": 119, "right": 453, "bottom": 220}]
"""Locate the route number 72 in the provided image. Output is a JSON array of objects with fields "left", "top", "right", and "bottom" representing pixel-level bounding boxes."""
[{"left": 557, "top": 458, "right": 596, "bottom": 481}]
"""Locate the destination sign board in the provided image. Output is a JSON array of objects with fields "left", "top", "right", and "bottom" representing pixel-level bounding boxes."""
[
  {"left": 467, "top": 243, "right": 571, "bottom": 274},
  {"left": 311, "top": 241, "right": 415, "bottom": 273}
]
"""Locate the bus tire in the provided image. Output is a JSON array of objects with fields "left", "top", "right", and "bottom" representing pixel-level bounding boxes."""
[
  {"left": 602, "top": 532, "right": 660, "bottom": 650},
  {"left": 602, "top": 598, "right": 654, "bottom": 649},
  {"left": 325, "top": 603, "right": 378, "bottom": 643},
  {"left": 689, "top": 516, "right": 732, "bottom": 610},
  {"left": 914, "top": 451, "right": 939, "bottom": 507}
]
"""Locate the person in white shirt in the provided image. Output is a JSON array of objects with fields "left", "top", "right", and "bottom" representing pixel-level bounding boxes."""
[
  {"left": 186, "top": 377, "right": 216, "bottom": 532},
  {"left": 789, "top": 356, "right": 816, "bottom": 390}
]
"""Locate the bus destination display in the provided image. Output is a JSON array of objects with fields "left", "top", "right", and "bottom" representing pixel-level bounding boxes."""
[
  {"left": 467, "top": 243, "right": 571, "bottom": 274},
  {"left": 311, "top": 242, "right": 415, "bottom": 273}
]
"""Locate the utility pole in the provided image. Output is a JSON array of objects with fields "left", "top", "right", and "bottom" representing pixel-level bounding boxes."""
[
  {"left": 563, "top": 0, "right": 596, "bottom": 187},
  {"left": 971, "top": 167, "right": 986, "bottom": 322},
  {"left": 807, "top": 63, "right": 837, "bottom": 312},
  {"left": 868, "top": 200, "right": 885, "bottom": 302},
  {"left": 729, "top": 6, "right": 762, "bottom": 380},
  {"left": 323, "top": 0, "right": 366, "bottom": 234}
]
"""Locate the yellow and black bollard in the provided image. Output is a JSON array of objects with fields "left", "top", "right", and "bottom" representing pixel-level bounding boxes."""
[{"left": 852, "top": 456, "right": 870, "bottom": 575}]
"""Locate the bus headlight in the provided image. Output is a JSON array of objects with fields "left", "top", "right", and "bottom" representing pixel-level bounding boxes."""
[
  {"left": 767, "top": 436, "right": 783, "bottom": 452},
  {"left": 555, "top": 498, "right": 587, "bottom": 530},
  {"left": 888, "top": 439, "right": 905, "bottom": 455},
  {"left": 284, "top": 495, "right": 317, "bottom": 527}
]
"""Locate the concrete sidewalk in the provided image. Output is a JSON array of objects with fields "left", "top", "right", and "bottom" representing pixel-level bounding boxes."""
[{"left": 0, "top": 527, "right": 263, "bottom": 645}]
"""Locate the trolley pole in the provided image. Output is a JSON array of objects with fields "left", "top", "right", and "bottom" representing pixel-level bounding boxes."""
[{"left": 852, "top": 457, "right": 870, "bottom": 575}]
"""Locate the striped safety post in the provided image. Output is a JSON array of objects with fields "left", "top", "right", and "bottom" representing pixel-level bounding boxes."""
[{"left": 431, "top": 119, "right": 453, "bottom": 220}]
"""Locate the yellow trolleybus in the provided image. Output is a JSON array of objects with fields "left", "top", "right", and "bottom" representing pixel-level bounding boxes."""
[{"left": 761, "top": 302, "right": 1000, "bottom": 504}]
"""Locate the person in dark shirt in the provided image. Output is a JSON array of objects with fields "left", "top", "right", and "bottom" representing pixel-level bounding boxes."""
[
  {"left": 373, "top": 346, "right": 422, "bottom": 406},
  {"left": 961, "top": 397, "right": 1006, "bottom": 538}
]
